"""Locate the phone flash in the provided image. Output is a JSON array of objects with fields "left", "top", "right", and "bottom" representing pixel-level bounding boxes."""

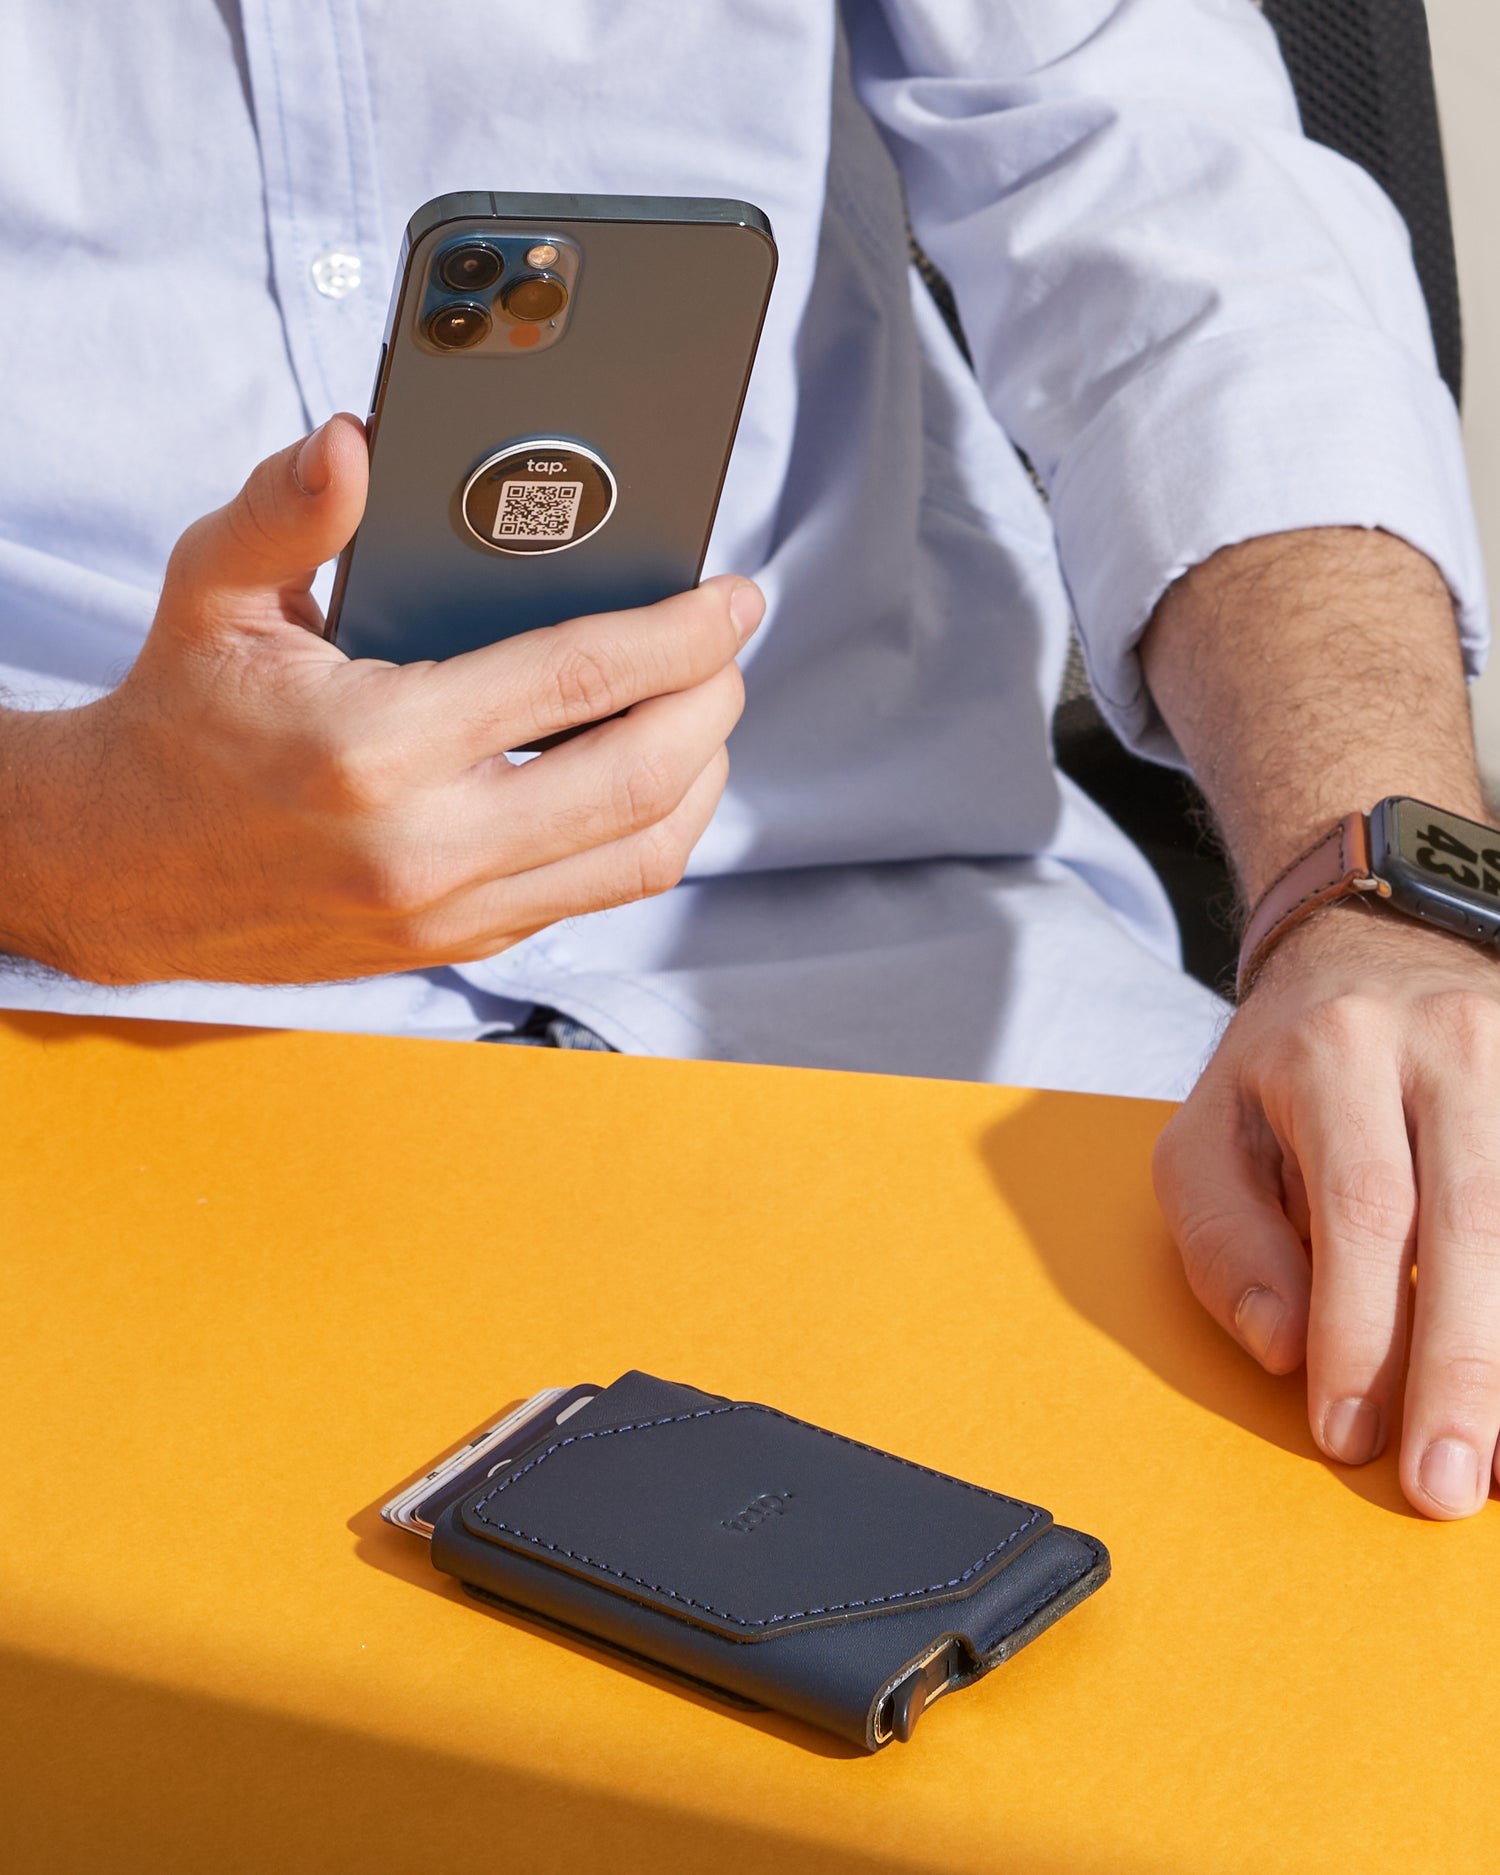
[{"left": 526, "top": 243, "right": 560, "bottom": 269}]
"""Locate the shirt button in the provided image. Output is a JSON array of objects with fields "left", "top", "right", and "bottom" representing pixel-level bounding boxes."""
[{"left": 310, "top": 246, "right": 362, "bottom": 299}]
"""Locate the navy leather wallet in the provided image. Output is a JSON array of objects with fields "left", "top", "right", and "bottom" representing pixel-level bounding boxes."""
[{"left": 428, "top": 1370, "right": 1109, "bottom": 1750}]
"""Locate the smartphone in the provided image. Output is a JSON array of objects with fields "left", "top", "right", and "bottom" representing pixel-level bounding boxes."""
[
  {"left": 327, "top": 192, "right": 777, "bottom": 664},
  {"left": 382, "top": 1383, "right": 601, "bottom": 1538}
]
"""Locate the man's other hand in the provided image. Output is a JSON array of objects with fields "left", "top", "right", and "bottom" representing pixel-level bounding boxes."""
[
  {"left": 0, "top": 414, "right": 761, "bottom": 984},
  {"left": 1155, "top": 907, "right": 1500, "bottom": 1520}
]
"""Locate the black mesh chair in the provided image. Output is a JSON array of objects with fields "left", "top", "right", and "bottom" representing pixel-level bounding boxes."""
[
  {"left": 1264, "top": 0, "right": 1460, "bottom": 403},
  {"left": 926, "top": 0, "right": 1463, "bottom": 992}
]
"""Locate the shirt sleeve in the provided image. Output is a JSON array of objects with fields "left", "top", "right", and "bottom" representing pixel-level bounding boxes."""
[{"left": 846, "top": 0, "right": 1488, "bottom": 763}]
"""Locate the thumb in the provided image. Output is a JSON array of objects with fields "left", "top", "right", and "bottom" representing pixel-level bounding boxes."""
[{"left": 162, "top": 413, "right": 368, "bottom": 635}]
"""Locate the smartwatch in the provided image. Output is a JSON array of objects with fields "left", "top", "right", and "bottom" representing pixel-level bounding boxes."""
[{"left": 1237, "top": 797, "right": 1500, "bottom": 996}]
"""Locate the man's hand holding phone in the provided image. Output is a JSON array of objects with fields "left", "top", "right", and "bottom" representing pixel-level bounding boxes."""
[{"left": 0, "top": 413, "right": 761, "bottom": 986}]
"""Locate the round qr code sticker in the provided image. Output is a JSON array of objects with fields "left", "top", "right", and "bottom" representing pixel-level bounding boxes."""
[{"left": 460, "top": 440, "right": 616, "bottom": 556}]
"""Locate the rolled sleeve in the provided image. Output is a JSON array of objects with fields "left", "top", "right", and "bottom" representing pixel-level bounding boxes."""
[
  {"left": 1051, "top": 321, "right": 1486, "bottom": 760},
  {"left": 849, "top": 0, "right": 1490, "bottom": 763}
]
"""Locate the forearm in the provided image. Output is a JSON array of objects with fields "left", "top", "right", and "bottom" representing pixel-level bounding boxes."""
[{"left": 1139, "top": 526, "right": 1483, "bottom": 906}]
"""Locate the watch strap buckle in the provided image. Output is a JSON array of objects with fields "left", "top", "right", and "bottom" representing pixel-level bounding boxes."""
[{"left": 1236, "top": 811, "right": 1380, "bottom": 998}]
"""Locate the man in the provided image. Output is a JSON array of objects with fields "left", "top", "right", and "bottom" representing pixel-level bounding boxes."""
[{"left": 0, "top": 1, "right": 1492, "bottom": 1520}]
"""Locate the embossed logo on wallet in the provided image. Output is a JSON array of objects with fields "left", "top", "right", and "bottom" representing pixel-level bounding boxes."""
[{"left": 721, "top": 1490, "right": 795, "bottom": 1535}]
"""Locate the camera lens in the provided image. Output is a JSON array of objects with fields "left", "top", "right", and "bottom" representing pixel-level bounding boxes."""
[
  {"left": 438, "top": 243, "right": 502, "bottom": 292},
  {"left": 501, "top": 272, "right": 568, "bottom": 323},
  {"left": 426, "top": 301, "right": 491, "bottom": 350}
]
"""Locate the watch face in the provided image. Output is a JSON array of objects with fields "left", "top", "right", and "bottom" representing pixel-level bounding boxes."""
[{"left": 1377, "top": 798, "right": 1500, "bottom": 939}]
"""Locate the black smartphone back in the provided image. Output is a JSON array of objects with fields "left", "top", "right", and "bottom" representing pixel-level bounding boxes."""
[{"left": 328, "top": 192, "right": 777, "bottom": 663}]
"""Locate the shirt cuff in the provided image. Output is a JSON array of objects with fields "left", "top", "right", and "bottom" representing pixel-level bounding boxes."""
[{"left": 1049, "top": 324, "right": 1490, "bottom": 765}]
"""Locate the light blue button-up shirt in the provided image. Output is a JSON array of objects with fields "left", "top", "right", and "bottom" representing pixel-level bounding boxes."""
[{"left": 0, "top": 1, "right": 1485, "bottom": 1096}]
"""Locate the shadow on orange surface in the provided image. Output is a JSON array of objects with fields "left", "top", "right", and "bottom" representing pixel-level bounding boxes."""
[
  {"left": 0, "top": 1646, "right": 918, "bottom": 1875},
  {"left": 0, "top": 1008, "right": 276, "bottom": 1051},
  {"left": 346, "top": 1485, "right": 863, "bottom": 1762},
  {"left": 981, "top": 1090, "right": 1424, "bottom": 1520}
]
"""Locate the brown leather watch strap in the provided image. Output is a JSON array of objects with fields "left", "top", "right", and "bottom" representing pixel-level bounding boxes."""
[{"left": 1236, "top": 811, "right": 1392, "bottom": 998}]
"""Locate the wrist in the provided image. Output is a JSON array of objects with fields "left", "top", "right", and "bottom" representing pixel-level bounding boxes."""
[
  {"left": 1246, "top": 866, "right": 1499, "bottom": 1000},
  {"left": 0, "top": 701, "right": 114, "bottom": 978},
  {"left": 1235, "top": 795, "right": 1500, "bottom": 997},
  {"left": 1233, "top": 779, "right": 1488, "bottom": 910}
]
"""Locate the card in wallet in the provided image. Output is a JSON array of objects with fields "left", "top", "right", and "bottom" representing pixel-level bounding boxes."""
[{"left": 411, "top": 1370, "right": 1109, "bottom": 1751}]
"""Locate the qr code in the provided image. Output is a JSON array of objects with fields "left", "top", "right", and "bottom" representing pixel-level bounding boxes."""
[{"left": 493, "top": 477, "right": 584, "bottom": 543}]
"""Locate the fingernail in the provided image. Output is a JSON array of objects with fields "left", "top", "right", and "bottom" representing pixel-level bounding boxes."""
[
  {"left": 1234, "top": 1285, "right": 1285, "bottom": 1365},
  {"left": 1322, "top": 1396, "right": 1381, "bottom": 1466},
  {"left": 293, "top": 420, "right": 332, "bottom": 497},
  {"left": 728, "top": 579, "right": 765, "bottom": 645},
  {"left": 1418, "top": 1438, "right": 1483, "bottom": 1516}
]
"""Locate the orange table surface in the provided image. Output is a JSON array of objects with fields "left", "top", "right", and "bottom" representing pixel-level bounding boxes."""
[{"left": 2, "top": 1009, "right": 1496, "bottom": 1874}]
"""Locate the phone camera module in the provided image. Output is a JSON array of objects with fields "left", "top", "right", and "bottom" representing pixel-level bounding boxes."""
[
  {"left": 500, "top": 272, "right": 569, "bottom": 323},
  {"left": 426, "top": 301, "right": 492, "bottom": 350},
  {"left": 438, "top": 242, "right": 502, "bottom": 293}
]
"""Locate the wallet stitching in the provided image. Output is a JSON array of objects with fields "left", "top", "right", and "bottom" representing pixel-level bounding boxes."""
[{"left": 466, "top": 1403, "right": 1043, "bottom": 1629}]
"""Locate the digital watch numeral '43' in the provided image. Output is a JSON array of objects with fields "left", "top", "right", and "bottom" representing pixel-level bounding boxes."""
[{"left": 1411, "top": 819, "right": 1500, "bottom": 896}]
